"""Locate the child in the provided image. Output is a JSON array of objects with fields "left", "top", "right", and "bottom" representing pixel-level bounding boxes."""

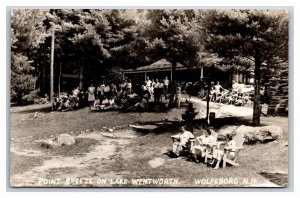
[
  {"left": 209, "top": 134, "right": 236, "bottom": 169},
  {"left": 190, "top": 128, "right": 215, "bottom": 162}
]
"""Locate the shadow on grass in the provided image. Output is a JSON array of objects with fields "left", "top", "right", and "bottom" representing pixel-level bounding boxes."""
[
  {"left": 259, "top": 172, "right": 288, "bottom": 187},
  {"left": 131, "top": 116, "right": 256, "bottom": 136}
]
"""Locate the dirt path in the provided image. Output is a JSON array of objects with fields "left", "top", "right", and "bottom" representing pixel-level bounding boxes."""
[
  {"left": 10, "top": 129, "right": 138, "bottom": 187},
  {"left": 187, "top": 96, "right": 253, "bottom": 119}
]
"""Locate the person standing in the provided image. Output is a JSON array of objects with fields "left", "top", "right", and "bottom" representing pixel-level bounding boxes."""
[
  {"left": 126, "top": 79, "right": 132, "bottom": 95},
  {"left": 153, "top": 79, "right": 160, "bottom": 103},
  {"left": 145, "top": 77, "right": 152, "bottom": 90},
  {"left": 97, "top": 82, "right": 105, "bottom": 105},
  {"left": 158, "top": 79, "right": 164, "bottom": 102},
  {"left": 174, "top": 82, "right": 182, "bottom": 108},
  {"left": 87, "top": 83, "right": 96, "bottom": 110},
  {"left": 213, "top": 81, "right": 224, "bottom": 102},
  {"left": 232, "top": 80, "right": 239, "bottom": 94},
  {"left": 163, "top": 76, "right": 169, "bottom": 95}
]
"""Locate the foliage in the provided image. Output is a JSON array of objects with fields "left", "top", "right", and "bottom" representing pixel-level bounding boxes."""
[
  {"left": 11, "top": 53, "right": 38, "bottom": 104},
  {"left": 182, "top": 100, "right": 198, "bottom": 122},
  {"left": 145, "top": 10, "right": 201, "bottom": 82},
  {"left": 11, "top": 9, "right": 48, "bottom": 105},
  {"left": 201, "top": 9, "right": 289, "bottom": 126}
]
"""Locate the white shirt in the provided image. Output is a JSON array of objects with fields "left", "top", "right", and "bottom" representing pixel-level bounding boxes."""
[
  {"left": 198, "top": 134, "right": 215, "bottom": 145},
  {"left": 179, "top": 131, "right": 195, "bottom": 144},
  {"left": 163, "top": 79, "right": 169, "bottom": 86},
  {"left": 146, "top": 80, "right": 152, "bottom": 87}
]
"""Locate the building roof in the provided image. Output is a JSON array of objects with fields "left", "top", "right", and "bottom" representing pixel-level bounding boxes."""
[{"left": 123, "top": 59, "right": 186, "bottom": 74}]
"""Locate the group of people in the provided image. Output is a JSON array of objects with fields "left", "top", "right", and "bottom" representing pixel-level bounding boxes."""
[
  {"left": 52, "top": 75, "right": 182, "bottom": 112},
  {"left": 140, "top": 76, "right": 170, "bottom": 103},
  {"left": 171, "top": 126, "right": 236, "bottom": 169},
  {"left": 84, "top": 76, "right": 172, "bottom": 111},
  {"left": 52, "top": 87, "right": 83, "bottom": 111},
  {"left": 199, "top": 80, "right": 251, "bottom": 106}
]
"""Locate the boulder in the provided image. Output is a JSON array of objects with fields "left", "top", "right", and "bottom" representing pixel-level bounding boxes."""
[
  {"left": 217, "top": 125, "right": 239, "bottom": 140},
  {"left": 235, "top": 125, "right": 254, "bottom": 139},
  {"left": 235, "top": 125, "right": 283, "bottom": 144},
  {"left": 259, "top": 125, "right": 284, "bottom": 140},
  {"left": 57, "top": 133, "right": 76, "bottom": 146}
]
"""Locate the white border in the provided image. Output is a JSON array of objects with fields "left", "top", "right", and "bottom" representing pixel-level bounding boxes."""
[{"left": 1, "top": 0, "right": 299, "bottom": 197}]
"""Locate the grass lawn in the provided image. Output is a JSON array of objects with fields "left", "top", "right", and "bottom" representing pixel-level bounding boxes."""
[{"left": 9, "top": 105, "right": 289, "bottom": 187}]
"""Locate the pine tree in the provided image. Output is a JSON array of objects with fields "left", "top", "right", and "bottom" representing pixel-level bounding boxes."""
[{"left": 201, "top": 9, "right": 288, "bottom": 126}]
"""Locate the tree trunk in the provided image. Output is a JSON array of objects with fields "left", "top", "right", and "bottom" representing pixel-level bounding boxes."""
[
  {"left": 50, "top": 29, "right": 55, "bottom": 98},
  {"left": 253, "top": 53, "right": 261, "bottom": 126},
  {"left": 206, "top": 81, "right": 210, "bottom": 123},
  {"left": 171, "top": 61, "right": 176, "bottom": 88}
]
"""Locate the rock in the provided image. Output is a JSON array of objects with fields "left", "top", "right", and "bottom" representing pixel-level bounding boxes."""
[
  {"left": 101, "top": 132, "right": 115, "bottom": 138},
  {"left": 148, "top": 157, "right": 165, "bottom": 168},
  {"left": 108, "top": 128, "right": 114, "bottom": 132},
  {"left": 57, "top": 133, "right": 76, "bottom": 146},
  {"left": 218, "top": 125, "right": 239, "bottom": 137},
  {"left": 234, "top": 125, "right": 283, "bottom": 144},
  {"left": 130, "top": 124, "right": 158, "bottom": 131},
  {"left": 235, "top": 125, "right": 257, "bottom": 143},
  {"left": 75, "top": 131, "right": 81, "bottom": 135},
  {"left": 259, "top": 125, "right": 284, "bottom": 139},
  {"left": 40, "top": 139, "right": 57, "bottom": 148}
]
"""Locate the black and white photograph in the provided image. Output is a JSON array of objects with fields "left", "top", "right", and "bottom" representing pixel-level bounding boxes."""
[{"left": 9, "top": 8, "right": 289, "bottom": 188}]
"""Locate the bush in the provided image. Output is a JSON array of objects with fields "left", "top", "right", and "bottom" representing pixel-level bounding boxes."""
[
  {"left": 11, "top": 53, "right": 37, "bottom": 105},
  {"left": 182, "top": 100, "right": 198, "bottom": 131},
  {"left": 21, "top": 90, "right": 39, "bottom": 105}
]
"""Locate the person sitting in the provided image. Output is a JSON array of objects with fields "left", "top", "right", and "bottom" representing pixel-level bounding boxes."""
[
  {"left": 235, "top": 93, "right": 244, "bottom": 106},
  {"left": 115, "top": 91, "right": 129, "bottom": 109},
  {"left": 209, "top": 134, "right": 236, "bottom": 169},
  {"left": 171, "top": 126, "right": 195, "bottom": 157},
  {"left": 134, "top": 95, "right": 148, "bottom": 110},
  {"left": 213, "top": 81, "right": 223, "bottom": 102},
  {"left": 190, "top": 128, "right": 215, "bottom": 162},
  {"left": 51, "top": 93, "right": 60, "bottom": 111},
  {"left": 232, "top": 80, "right": 239, "bottom": 94},
  {"left": 215, "top": 89, "right": 226, "bottom": 103}
]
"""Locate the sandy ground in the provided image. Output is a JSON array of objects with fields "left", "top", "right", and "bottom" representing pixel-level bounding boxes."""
[{"left": 10, "top": 129, "right": 137, "bottom": 187}]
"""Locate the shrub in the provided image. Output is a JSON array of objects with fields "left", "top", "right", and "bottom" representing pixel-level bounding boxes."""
[{"left": 182, "top": 100, "right": 198, "bottom": 131}]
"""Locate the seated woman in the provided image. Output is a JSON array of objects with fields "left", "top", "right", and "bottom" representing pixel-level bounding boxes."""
[
  {"left": 209, "top": 134, "right": 236, "bottom": 169},
  {"left": 190, "top": 128, "right": 215, "bottom": 162},
  {"left": 171, "top": 126, "right": 195, "bottom": 157}
]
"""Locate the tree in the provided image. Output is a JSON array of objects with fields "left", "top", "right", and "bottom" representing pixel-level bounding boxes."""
[
  {"left": 201, "top": 9, "right": 288, "bottom": 126},
  {"left": 11, "top": 9, "right": 48, "bottom": 104},
  {"left": 145, "top": 10, "right": 201, "bottom": 86}
]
